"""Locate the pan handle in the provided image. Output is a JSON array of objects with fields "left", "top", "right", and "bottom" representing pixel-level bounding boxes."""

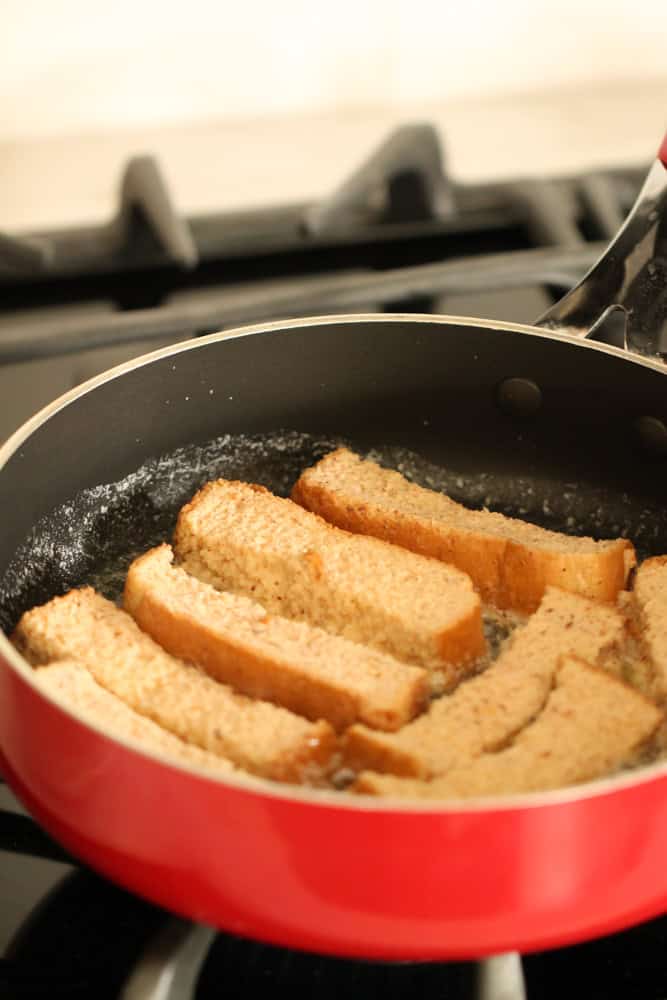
[{"left": 535, "top": 132, "right": 667, "bottom": 358}]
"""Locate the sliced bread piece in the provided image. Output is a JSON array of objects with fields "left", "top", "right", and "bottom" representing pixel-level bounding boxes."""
[
  {"left": 354, "top": 655, "right": 662, "bottom": 797},
  {"left": 35, "top": 659, "right": 238, "bottom": 776},
  {"left": 173, "top": 479, "right": 485, "bottom": 679},
  {"left": 292, "top": 447, "right": 634, "bottom": 613},
  {"left": 343, "top": 588, "right": 626, "bottom": 778},
  {"left": 12, "top": 588, "right": 336, "bottom": 783},
  {"left": 124, "top": 544, "right": 428, "bottom": 731},
  {"left": 630, "top": 556, "right": 667, "bottom": 701}
]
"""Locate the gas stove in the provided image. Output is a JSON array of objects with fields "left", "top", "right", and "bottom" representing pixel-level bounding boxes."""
[{"left": 1, "top": 122, "right": 666, "bottom": 998}]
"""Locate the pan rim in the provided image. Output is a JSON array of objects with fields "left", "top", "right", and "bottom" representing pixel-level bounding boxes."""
[
  {"left": 1, "top": 310, "right": 665, "bottom": 470},
  {"left": 1, "top": 310, "right": 666, "bottom": 815}
]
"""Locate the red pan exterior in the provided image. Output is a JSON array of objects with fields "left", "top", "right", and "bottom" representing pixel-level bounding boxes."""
[
  {"left": 2, "top": 316, "right": 667, "bottom": 960},
  {"left": 2, "top": 648, "right": 667, "bottom": 960},
  {"left": 659, "top": 132, "right": 667, "bottom": 169}
]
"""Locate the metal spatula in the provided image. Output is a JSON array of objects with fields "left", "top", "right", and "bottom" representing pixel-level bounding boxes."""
[{"left": 537, "top": 133, "right": 667, "bottom": 356}]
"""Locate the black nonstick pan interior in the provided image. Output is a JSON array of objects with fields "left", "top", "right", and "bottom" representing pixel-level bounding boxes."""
[{"left": 1, "top": 317, "right": 666, "bottom": 633}]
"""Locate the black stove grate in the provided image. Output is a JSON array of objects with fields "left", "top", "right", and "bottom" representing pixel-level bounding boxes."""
[
  {"left": 0, "top": 120, "right": 658, "bottom": 443},
  {"left": 0, "top": 122, "right": 648, "bottom": 363}
]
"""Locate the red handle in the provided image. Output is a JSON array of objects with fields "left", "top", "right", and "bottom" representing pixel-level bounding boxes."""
[{"left": 659, "top": 132, "right": 667, "bottom": 168}]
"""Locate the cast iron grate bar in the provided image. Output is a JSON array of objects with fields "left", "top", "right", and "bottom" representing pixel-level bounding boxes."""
[
  {"left": 111, "top": 156, "right": 198, "bottom": 270},
  {"left": 303, "top": 123, "right": 455, "bottom": 234},
  {"left": 0, "top": 155, "right": 198, "bottom": 282},
  {"left": 0, "top": 122, "right": 647, "bottom": 287},
  {"left": 0, "top": 231, "right": 52, "bottom": 276},
  {"left": 0, "top": 242, "right": 602, "bottom": 363},
  {"left": 5, "top": 870, "right": 165, "bottom": 999},
  {"left": 579, "top": 174, "right": 627, "bottom": 239},
  {"left": 510, "top": 179, "right": 583, "bottom": 247},
  {"left": 119, "top": 919, "right": 528, "bottom": 1000}
]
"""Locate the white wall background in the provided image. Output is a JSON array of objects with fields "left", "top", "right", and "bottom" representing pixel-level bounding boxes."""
[{"left": 2, "top": 0, "right": 667, "bottom": 140}]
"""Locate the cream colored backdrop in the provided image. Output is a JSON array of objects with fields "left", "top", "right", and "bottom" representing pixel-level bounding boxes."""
[{"left": 2, "top": 0, "right": 666, "bottom": 139}]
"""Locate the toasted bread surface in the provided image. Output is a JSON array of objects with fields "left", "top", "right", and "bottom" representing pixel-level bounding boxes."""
[
  {"left": 354, "top": 655, "right": 662, "bottom": 797},
  {"left": 343, "top": 588, "right": 626, "bottom": 778},
  {"left": 12, "top": 588, "right": 336, "bottom": 783},
  {"left": 124, "top": 544, "right": 428, "bottom": 731},
  {"left": 35, "top": 659, "right": 238, "bottom": 776},
  {"left": 173, "top": 479, "right": 485, "bottom": 679},
  {"left": 631, "top": 556, "right": 667, "bottom": 701},
  {"left": 292, "top": 448, "right": 633, "bottom": 613}
]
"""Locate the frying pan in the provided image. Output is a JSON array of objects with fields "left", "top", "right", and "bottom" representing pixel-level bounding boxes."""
[{"left": 0, "top": 136, "right": 667, "bottom": 964}]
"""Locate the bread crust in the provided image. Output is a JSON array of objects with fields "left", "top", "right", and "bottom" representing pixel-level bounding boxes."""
[
  {"left": 292, "top": 448, "right": 634, "bottom": 613},
  {"left": 174, "top": 478, "right": 485, "bottom": 678},
  {"left": 353, "top": 654, "right": 662, "bottom": 798},
  {"left": 12, "top": 588, "right": 336, "bottom": 783},
  {"left": 35, "top": 659, "right": 239, "bottom": 776},
  {"left": 342, "top": 588, "right": 627, "bottom": 778},
  {"left": 124, "top": 544, "right": 429, "bottom": 732},
  {"left": 629, "top": 556, "right": 667, "bottom": 702}
]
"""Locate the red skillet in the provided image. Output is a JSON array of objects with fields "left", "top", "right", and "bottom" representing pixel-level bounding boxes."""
[{"left": 0, "top": 136, "right": 666, "bottom": 962}]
